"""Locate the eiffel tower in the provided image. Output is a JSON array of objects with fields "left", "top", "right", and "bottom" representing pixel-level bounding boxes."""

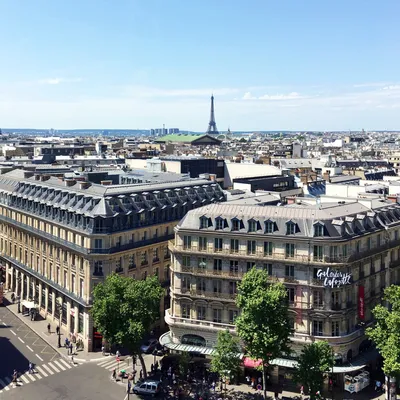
[{"left": 206, "top": 95, "right": 219, "bottom": 135}]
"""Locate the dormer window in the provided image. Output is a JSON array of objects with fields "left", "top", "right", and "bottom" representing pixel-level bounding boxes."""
[
  {"left": 265, "top": 220, "right": 275, "bottom": 234},
  {"left": 314, "top": 224, "right": 324, "bottom": 237},
  {"left": 231, "top": 218, "right": 241, "bottom": 232},
  {"left": 286, "top": 221, "right": 298, "bottom": 235},
  {"left": 200, "top": 216, "right": 211, "bottom": 229},
  {"left": 215, "top": 217, "right": 227, "bottom": 230},
  {"left": 248, "top": 219, "right": 259, "bottom": 233}
]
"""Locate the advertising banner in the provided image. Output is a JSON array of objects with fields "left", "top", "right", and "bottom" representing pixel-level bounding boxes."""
[{"left": 358, "top": 285, "right": 365, "bottom": 320}]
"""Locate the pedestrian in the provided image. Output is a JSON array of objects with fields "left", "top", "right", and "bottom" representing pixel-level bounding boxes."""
[
  {"left": 102, "top": 345, "right": 105, "bottom": 356},
  {"left": 28, "top": 362, "right": 34, "bottom": 374},
  {"left": 69, "top": 342, "right": 73, "bottom": 355},
  {"left": 127, "top": 380, "right": 131, "bottom": 394},
  {"left": 139, "top": 369, "right": 143, "bottom": 380},
  {"left": 47, "top": 323, "right": 51, "bottom": 334},
  {"left": 116, "top": 350, "right": 121, "bottom": 358},
  {"left": 71, "top": 355, "right": 74, "bottom": 365},
  {"left": 56, "top": 326, "right": 60, "bottom": 335},
  {"left": 212, "top": 381, "right": 216, "bottom": 392},
  {"left": 12, "top": 370, "right": 18, "bottom": 387},
  {"left": 132, "top": 369, "right": 137, "bottom": 383},
  {"left": 151, "top": 363, "right": 154, "bottom": 373},
  {"left": 112, "top": 368, "right": 116, "bottom": 381}
]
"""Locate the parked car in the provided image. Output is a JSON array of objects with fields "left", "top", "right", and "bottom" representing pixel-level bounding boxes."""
[
  {"left": 140, "top": 339, "right": 158, "bottom": 354},
  {"left": 133, "top": 379, "right": 162, "bottom": 396}
]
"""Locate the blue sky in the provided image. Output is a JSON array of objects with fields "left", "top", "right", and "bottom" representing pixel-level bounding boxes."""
[{"left": 0, "top": 0, "right": 399, "bottom": 131}]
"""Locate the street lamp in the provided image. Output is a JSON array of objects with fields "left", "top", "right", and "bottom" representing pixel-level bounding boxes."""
[{"left": 57, "top": 302, "right": 62, "bottom": 348}]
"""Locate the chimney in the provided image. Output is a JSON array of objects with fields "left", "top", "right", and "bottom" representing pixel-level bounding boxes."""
[
  {"left": 79, "top": 181, "right": 92, "bottom": 189},
  {"left": 34, "top": 174, "right": 40, "bottom": 181},
  {"left": 65, "top": 179, "right": 76, "bottom": 187},
  {"left": 322, "top": 171, "right": 331, "bottom": 183},
  {"left": 209, "top": 174, "right": 216, "bottom": 182},
  {"left": 24, "top": 171, "right": 35, "bottom": 179},
  {"left": 100, "top": 180, "right": 112, "bottom": 186},
  {"left": 40, "top": 175, "right": 50, "bottom": 181}
]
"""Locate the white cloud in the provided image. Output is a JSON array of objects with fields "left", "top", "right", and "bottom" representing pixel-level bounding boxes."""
[
  {"left": 258, "top": 91, "right": 302, "bottom": 100},
  {"left": 38, "top": 77, "right": 82, "bottom": 85},
  {"left": 242, "top": 92, "right": 257, "bottom": 100},
  {"left": 383, "top": 85, "right": 400, "bottom": 91},
  {"left": 353, "top": 82, "right": 392, "bottom": 88}
]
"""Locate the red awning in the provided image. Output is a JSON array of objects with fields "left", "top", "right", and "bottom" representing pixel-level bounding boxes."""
[{"left": 243, "top": 357, "right": 262, "bottom": 368}]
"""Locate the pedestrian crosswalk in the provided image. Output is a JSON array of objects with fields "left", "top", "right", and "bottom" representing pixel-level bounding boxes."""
[
  {"left": 0, "top": 357, "right": 81, "bottom": 393},
  {"left": 97, "top": 357, "right": 133, "bottom": 373}
]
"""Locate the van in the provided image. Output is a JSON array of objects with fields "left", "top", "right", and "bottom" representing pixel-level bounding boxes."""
[{"left": 133, "top": 380, "right": 161, "bottom": 396}]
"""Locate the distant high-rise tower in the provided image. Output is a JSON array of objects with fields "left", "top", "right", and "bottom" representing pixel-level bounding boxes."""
[{"left": 206, "top": 95, "right": 219, "bottom": 135}]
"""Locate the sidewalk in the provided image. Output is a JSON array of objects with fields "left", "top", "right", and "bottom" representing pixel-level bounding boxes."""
[{"left": 3, "top": 291, "right": 109, "bottom": 363}]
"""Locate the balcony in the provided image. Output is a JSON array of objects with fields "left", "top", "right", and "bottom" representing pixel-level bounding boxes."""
[
  {"left": 177, "top": 288, "right": 236, "bottom": 302},
  {"left": 180, "top": 266, "right": 244, "bottom": 280},
  {"left": 346, "top": 301, "right": 353, "bottom": 308},
  {"left": 164, "top": 309, "right": 235, "bottom": 332},
  {"left": 284, "top": 276, "right": 298, "bottom": 284},
  {"left": 312, "top": 303, "right": 324, "bottom": 310},
  {"left": 330, "top": 302, "right": 342, "bottom": 311},
  {"left": 140, "top": 261, "right": 149, "bottom": 267},
  {"left": 128, "top": 264, "right": 137, "bottom": 270},
  {"left": 311, "top": 278, "right": 324, "bottom": 286},
  {"left": 115, "top": 267, "right": 124, "bottom": 274},
  {"left": 389, "top": 259, "right": 400, "bottom": 269},
  {"left": 153, "top": 257, "right": 160, "bottom": 264},
  {"left": 70, "top": 264, "right": 76, "bottom": 272}
]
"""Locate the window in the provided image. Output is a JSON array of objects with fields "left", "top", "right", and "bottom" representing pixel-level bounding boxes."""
[
  {"left": 331, "top": 291, "right": 341, "bottom": 309},
  {"left": 264, "top": 241, "right": 273, "bottom": 256},
  {"left": 366, "top": 237, "right": 371, "bottom": 250},
  {"left": 231, "top": 219, "right": 240, "bottom": 231},
  {"left": 247, "top": 240, "right": 256, "bottom": 255},
  {"left": 377, "top": 234, "right": 381, "bottom": 247},
  {"left": 313, "top": 320, "right": 323, "bottom": 336},
  {"left": 229, "top": 281, "right": 237, "bottom": 295},
  {"left": 71, "top": 274, "right": 76, "bottom": 293},
  {"left": 264, "top": 263, "right": 273, "bottom": 275},
  {"left": 288, "top": 317, "right": 295, "bottom": 329},
  {"left": 331, "top": 321, "right": 340, "bottom": 336},
  {"left": 216, "top": 218, "right": 224, "bottom": 230},
  {"left": 183, "top": 236, "right": 192, "bottom": 250},
  {"left": 181, "top": 304, "right": 191, "bottom": 319},
  {"left": 285, "top": 243, "right": 295, "bottom": 258},
  {"left": 213, "top": 308, "right": 222, "bottom": 323},
  {"left": 94, "top": 261, "right": 103, "bottom": 276},
  {"left": 64, "top": 270, "right": 68, "bottom": 289},
  {"left": 182, "top": 256, "right": 191, "bottom": 267},
  {"left": 94, "top": 239, "right": 103, "bottom": 249},
  {"left": 214, "top": 259, "right": 222, "bottom": 272},
  {"left": 287, "top": 288, "right": 295, "bottom": 304},
  {"left": 313, "top": 245, "right": 323, "bottom": 261},
  {"left": 265, "top": 221, "right": 275, "bottom": 233},
  {"left": 213, "top": 280, "right": 222, "bottom": 293},
  {"left": 230, "top": 260, "right": 239, "bottom": 274},
  {"left": 230, "top": 239, "right": 239, "bottom": 253},
  {"left": 342, "top": 244, "right": 348, "bottom": 257},
  {"left": 285, "top": 265, "right": 295, "bottom": 277},
  {"left": 197, "top": 306, "right": 206, "bottom": 320},
  {"left": 200, "top": 217, "right": 209, "bottom": 229},
  {"left": 314, "top": 224, "right": 324, "bottom": 237},
  {"left": 79, "top": 278, "right": 84, "bottom": 298},
  {"left": 214, "top": 238, "right": 223, "bottom": 252},
  {"left": 313, "top": 290, "right": 323, "bottom": 307},
  {"left": 199, "top": 237, "right": 207, "bottom": 251},
  {"left": 182, "top": 276, "right": 191, "bottom": 291},
  {"left": 248, "top": 220, "right": 258, "bottom": 233},
  {"left": 229, "top": 310, "right": 238, "bottom": 324},
  {"left": 286, "top": 222, "right": 296, "bottom": 235},
  {"left": 197, "top": 278, "right": 206, "bottom": 292},
  {"left": 129, "top": 255, "right": 136, "bottom": 270},
  {"left": 246, "top": 262, "right": 255, "bottom": 272},
  {"left": 56, "top": 266, "right": 60, "bottom": 283}
]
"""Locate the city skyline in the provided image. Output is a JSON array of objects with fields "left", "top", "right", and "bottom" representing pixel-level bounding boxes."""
[{"left": 0, "top": 1, "right": 399, "bottom": 130}]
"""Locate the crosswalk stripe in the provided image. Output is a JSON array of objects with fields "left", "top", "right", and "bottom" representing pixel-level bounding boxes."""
[
  {"left": 35, "top": 366, "right": 48, "bottom": 377},
  {"left": 58, "top": 358, "right": 73, "bottom": 369},
  {"left": 42, "top": 364, "right": 55, "bottom": 375},
  {"left": 47, "top": 362, "right": 60, "bottom": 373},
  {"left": 98, "top": 358, "right": 116, "bottom": 366},
  {"left": 53, "top": 360, "right": 67, "bottom": 371},
  {"left": 20, "top": 375, "right": 30, "bottom": 384},
  {"left": 107, "top": 362, "right": 127, "bottom": 371},
  {"left": 101, "top": 360, "right": 118, "bottom": 368},
  {"left": 25, "top": 373, "right": 36, "bottom": 382},
  {"left": 0, "top": 378, "right": 10, "bottom": 391}
]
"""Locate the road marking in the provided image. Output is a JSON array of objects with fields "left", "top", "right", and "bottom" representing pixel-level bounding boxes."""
[
  {"left": 36, "top": 354, "right": 44, "bottom": 362},
  {"left": 53, "top": 360, "right": 67, "bottom": 371},
  {"left": 108, "top": 362, "right": 127, "bottom": 371},
  {"left": 25, "top": 373, "right": 36, "bottom": 382},
  {"left": 58, "top": 358, "right": 73, "bottom": 369},
  {"left": 10, "top": 329, "right": 16, "bottom": 335},
  {"left": 19, "top": 375, "right": 30, "bottom": 384},
  {"left": 35, "top": 366, "right": 48, "bottom": 377},
  {"left": 0, "top": 378, "right": 10, "bottom": 391},
  {"left": 26, "top": 345, "right": 34, "bottom": 352},
  {"left": 2, "top": 321, "right": 6, "bottom": 326},
  {"left": 42, "top": 364, "right": 55, "bottom": 375},
  {"left": 47, "top": 362, "right": 60, "bottom": 373},
  {"left": 18, "top": 337, "right": 25, "bottom": 344},
  {"left": 102, "top": 360, "right": 119, "bottom": 368},
  {"left": 97, "top": 359, "right": 112, "bottom": 366}
]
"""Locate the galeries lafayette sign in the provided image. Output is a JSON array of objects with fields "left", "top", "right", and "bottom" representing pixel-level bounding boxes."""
[{"left": 316, "top": 268, "right": 352, "bottom": 288}]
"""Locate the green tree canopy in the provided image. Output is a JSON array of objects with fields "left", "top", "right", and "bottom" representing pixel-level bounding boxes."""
[
  {"left": 366, "top": 285, "right": 400, "bottom": 378},
  {"left": 293, "top": 341, "right": 333, "bottom": 400},
  {"left": 210, "top": 330, "right": 242, "bottom": 384},
  {"left": 235, "top": 267, "right": 293, "bottom": 399},
  {"left": 91, "top": 273, "right": 163, "bottom": 377}
]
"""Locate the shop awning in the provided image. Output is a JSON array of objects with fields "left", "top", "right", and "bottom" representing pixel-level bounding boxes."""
[
  {"left": 332, "top": 348, "right": 378, "bottom": 373},
  {"left": 21, "top": 300, "right": 36, "bottom": 309}
]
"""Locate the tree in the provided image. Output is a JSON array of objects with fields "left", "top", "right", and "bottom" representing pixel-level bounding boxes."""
[
  {"left": 211, "top": 330, "right": 242, "bottom": 388},
  {"left": 293, "top": 341, "right": 333, "bottom": 400},
  {"left": 366, "top": 285, "right": 400, "bottom": 384},
  {"left": 178, "top": 351, "right": 190, "bottom": 378},
  {"left": 235, "top": 267, "right": 293, "bottom": 399},
  {"left": 91, "top": 273, "right": 163, "bottom": 377}
]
